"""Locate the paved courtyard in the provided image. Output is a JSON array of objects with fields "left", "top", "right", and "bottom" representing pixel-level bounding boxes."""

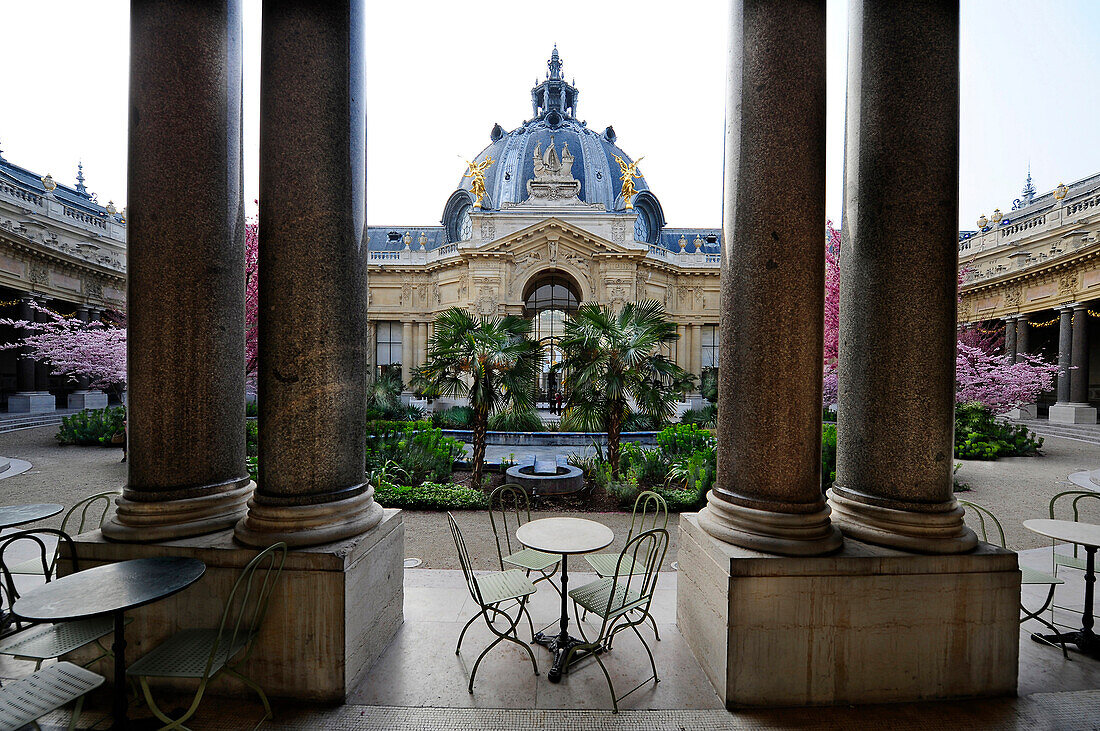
[{"left": 0, "top": 423, "right": 1096, "bottom": 728}]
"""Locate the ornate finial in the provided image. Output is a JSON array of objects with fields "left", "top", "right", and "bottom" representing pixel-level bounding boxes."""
[
  {"left": 549, "top": 45, "right": 561, "bottom": 80},
  {"left": 991, "top": 208, "right": 1003, "bottom": 224},
  {"left": 1053, "top": 182, "right": 1068, "bottom": 201},
  {"left": 41, "top": 173, "right": 57, "bottom": 192},
  {"left": 613, "top": 154, "right": 644, "bottom": 210},
  {"left": 75, "top": 161, "right": 88, "bottom": 196},
  {"left": 403, "top": 231, "right": 412, "bottom": 250},
  {"left": 678, "top": 235, "right": 686, "bottom": 252},
  {"left": 418, "top": 232, "right": 427, "bottom": 251},
  {"left": 106, "top": 200, "right": 117, "bottom": 215},
  {"left": 1021, "top": 165, "right": 1036, "bottom": 203},
  {"left": 463, "top": 157, "right": 494, "bottom": 209},
  {"left": 976, "top": 213, "right": 988, "bottom": 230}
]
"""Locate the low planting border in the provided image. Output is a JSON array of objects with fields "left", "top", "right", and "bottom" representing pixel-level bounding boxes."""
[{"left": 440, "top": 430, "right": 659, "bottom": 447}]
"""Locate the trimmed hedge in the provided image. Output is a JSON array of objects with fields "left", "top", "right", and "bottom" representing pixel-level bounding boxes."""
[
  {"left": 373, "top": 480, "right": 489, "bottom": 510},
  {"left": 56, "top": 407, "right": 125, "bottom": 446}
]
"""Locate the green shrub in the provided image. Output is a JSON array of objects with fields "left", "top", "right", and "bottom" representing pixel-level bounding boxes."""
[
  {"left": 622, "top": 411, "right": 665, "bottom": 432},
  {"left": 246, "top": 419, "right": 258, "bottom": 457},
  {"left": 373, "top": 480, "right": 489, "bottom": 510},
  {"left": 661, "top": 448, "right": 714, "bottom": 511},
  {"left": 56, "top": 407, "right": 125, "bottom": 446},
  {"left": 821, "top": 423, "right": 837, "bottom": 487},
  {"left": 432, "top": 406, "right": 474, "bottom": 429},
  {"left": 954, "top": 402, "right": 1043, "bottom": 460},
  {"left": 246, "top": 455, "right": 258, "bottom": 482},
  {"left": 699, "top": 366, "right": 718, "bottom": 403},
  {"left": 680, "top": 404, "right": 717, "bottom": 428},
  {"left": 488, "top": 407, "right": 545, "bottom": 432},
  {"left": 605, "top": 472, "right": 641, "bottom": 507},
  {"left": 245, "top": 402, "right": 259, "bottom": 418},
  {"left": 656, "top": 423, "right": 714, "bottom": 458},
  {"left": 365, "top": 420, "right": 464, "bottom": 484},
  {"left": 621, "top": 442, "right": 671, "bottom": 486}
]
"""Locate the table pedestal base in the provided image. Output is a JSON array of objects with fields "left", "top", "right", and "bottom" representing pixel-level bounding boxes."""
[
  {"left": 1031, "top": 629, "right": 1100, "bottom": 659},
  {"left": 533, "top": 630, "right": 599, "bottom": 682}
]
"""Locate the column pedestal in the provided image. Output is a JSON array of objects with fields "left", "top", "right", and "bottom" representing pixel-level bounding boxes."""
[
  {"left": 1049, "top": 403, "right": 1098, "bottom": 424},
  {"left": 7, "top": 393, "right": 55, "bottom": 413},
  {"left": 67, "top": 390, "right": 109, "bottom": 410},
  {"left": 67, "top": 510, "right": 403, "bottom": 701},
  {"left": 1006, "top": 403, "right": 1038, "bottom": 420},
  {"left": 677, "top": 513, "right": 1019, "bottom": 707}
]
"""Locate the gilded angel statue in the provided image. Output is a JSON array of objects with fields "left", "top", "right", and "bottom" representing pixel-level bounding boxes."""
[
  {"left": 613, "top": 154, "right": 644, "bottom": 210},
  {"left": 464, "top": 157, "right": 494, "bottom": 208}
]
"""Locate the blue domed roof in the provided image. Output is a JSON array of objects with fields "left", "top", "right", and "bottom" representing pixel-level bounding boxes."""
[{"left": 456, "top": 48, "right": 650, "bottom": 212}]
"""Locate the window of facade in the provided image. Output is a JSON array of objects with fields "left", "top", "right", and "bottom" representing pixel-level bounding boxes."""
[
  {"left": 701, "top": 324, "right": 720, "bottom": 369},
  {"left": 376, "top": 321, "right": 402, "bottom": 379}
]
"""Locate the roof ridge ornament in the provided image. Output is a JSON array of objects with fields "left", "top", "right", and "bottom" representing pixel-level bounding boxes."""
[
  {"left": 75, "top": 161, "right": 89, "bottom": 196},
  {"left": 524, "top": 136, "right": 581, "bottom": 206}
]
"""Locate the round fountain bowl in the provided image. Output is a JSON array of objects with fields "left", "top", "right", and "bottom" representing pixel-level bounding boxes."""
[{"left": 505, "top": 463, "right": 585, "bottom": 496}]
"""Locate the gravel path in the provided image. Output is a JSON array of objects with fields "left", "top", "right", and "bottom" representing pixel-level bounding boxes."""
[{"left": 0, "top": 424, "right": 1093, "bottom": 562}]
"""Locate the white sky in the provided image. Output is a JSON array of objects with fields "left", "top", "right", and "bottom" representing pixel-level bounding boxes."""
[{"left": 1, "top": 1, "right": 1097, "bottom": 230}]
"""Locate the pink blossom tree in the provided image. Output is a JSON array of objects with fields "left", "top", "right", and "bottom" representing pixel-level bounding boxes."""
[
  {"left": 0, "top": 303, "right": 126, "bottom": 388},
  {"left": 2, "top": 220, "right": 261, "bottom": 392},
  {"left": 822, "top": 221, "right": 1055, "bottom": 414}
]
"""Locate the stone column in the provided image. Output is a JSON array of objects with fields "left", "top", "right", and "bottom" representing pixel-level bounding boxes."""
[
  {"left": 235, "top": 0, "right": 381, "bottom": 548},
  {"left": 696, "top": 0, "right": 841, "bottom": 556},
  {"left": 7, "top": 296, "right": 56, "bottom": 413},
  {"left": 33, "top": 298, "right": 51, "bottom": 393},
  {"left": 676, "top": 324, "right": 689, "bottom": 371},
  {"left": 401, "top": 321, "right": 413, "bottom": 387},
  {"left": 416, "top": 322, "right": 428, "bottom": 368},
  {"left": 102, "top": 0, "right": 252, "bottom": 541},
  {"left": 1051, "top": 303, "right": 1097, "bottom": 424},
  {"left": 826, "top": 0, "right": 976, "bottom": 554},
  {"left": 1004, "top": 317, "right": 1017, "bottom": 363},
  {"left": 689, "top": 324, "right": 702, "bottom": 379},
  {"left": 1056, "top": 306, "right": 1073, "bottom": 404},
  {"left": 66, "top": 307, "right": 109, "bottom": 410},
  {"left": 1016, "top": 315, "right": 1030, "bottom": 359},
  {"left": 15, "top": 298, "right": 36, "bottom": 393}
]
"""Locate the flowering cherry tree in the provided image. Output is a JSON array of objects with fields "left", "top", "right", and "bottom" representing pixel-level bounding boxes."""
[
  {"left": 822, "top": 221, "right": 1056, "bottom": 414},
  {"left": 0, "top": 303, "right": 126, "bottom": 388},
  {"left": 2, "top": 221, "right": 261, "bottom": 391}
]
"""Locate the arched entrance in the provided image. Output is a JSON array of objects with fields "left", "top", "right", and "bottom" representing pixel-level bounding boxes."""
[{"left": 523, "top": 270, "right": 581, "bottom": 405}]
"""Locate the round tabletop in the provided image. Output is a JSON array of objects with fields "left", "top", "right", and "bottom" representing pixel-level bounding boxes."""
[
  {"left": 13, "top": 557, "right": 206, "bottom": 623},
  {"left": 516, "top": 517, "right": 614, "bottom": 555},
  {"left": 1024, "top": 519, "right": 1100, "bottom": 548},
  {"left": 0, "top": 503, "right": 63, "bottom": 530}
]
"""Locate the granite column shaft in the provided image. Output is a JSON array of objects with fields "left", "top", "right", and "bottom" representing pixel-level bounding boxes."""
[
  {"left": 1004, "top": 317, "right": 1017, "bottom": 363},
  {"left": 33, "top": 299, "right": 51, "bottom": 392},
  {"left": 1070, "top": 303, "right": 1090, "bottom": 403},
  {"left": 697, "top": 0, "right": 841, "bottom": 556},
  {"left": 103, "top": 0, "right": 251, "bottom": 541},
  {"left": 236, "top": 0, "right": 380, "bottom": 548},
  {"left": 1056, "top": 306, "right": 1073, "bottom": 403},
  {"left": 15, "top": 298, "right": 35, "bottom": 393},
  {"left": 1016, "top": 316, "right": 1030, "bottom": 358},
  {"left": 827, "top": 0, "right": 976, "bottom": 554}
]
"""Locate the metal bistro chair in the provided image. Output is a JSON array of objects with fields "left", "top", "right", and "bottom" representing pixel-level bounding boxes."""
[
  {"left": 565, "top": 527, "right": 669, "bottom": 713},
  {"left": 1046, "top": 490, "right": 1100, "bottom": 630},
  {"left": 0, "top": 661, "right": 104, "bottom": 731},
  {"left": 7, "top": 491, "right": 119, "bottom": 579},
  {"left": 0, "top": 529, "right": 129, "bottom": 669},
  {"left": 582, "top": 490, "right": 667, "bottom": 638},
  {"left": 126, "top": 542, "right": 287, "bottom": 731},
  {"left": 488, "top": 483, "right": 561, "bottom": 597},
  {"left": 960, "top": 500, "right": 1067, "bottom": 658},
  {"left": 448, "top": 512, "right": 539, "bottom": 694}
]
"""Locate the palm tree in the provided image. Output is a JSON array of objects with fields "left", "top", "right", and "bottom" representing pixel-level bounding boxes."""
[
  {"left": 412, "top": 308, "right": 543, "bottom": 490},
  {"left": 559, "top": 300, "right": 688, "bottom": 474}
]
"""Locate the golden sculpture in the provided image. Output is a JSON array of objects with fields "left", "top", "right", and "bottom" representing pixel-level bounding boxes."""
[
  {"left": 464, "top": 157, "right": 494, "bottom": 209},
  {"left": 613, "top": 154, "right": 644, "bottom": 210}
]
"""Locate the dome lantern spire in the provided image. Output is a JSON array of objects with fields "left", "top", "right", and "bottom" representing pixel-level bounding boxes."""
[{"left": 531, "top": 46, "right": 578, "bottom": 126}]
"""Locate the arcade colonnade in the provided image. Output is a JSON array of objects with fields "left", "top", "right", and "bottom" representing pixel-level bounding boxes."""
[{"left": 82, "top": 0, "right": 1018, "bottom": 709}]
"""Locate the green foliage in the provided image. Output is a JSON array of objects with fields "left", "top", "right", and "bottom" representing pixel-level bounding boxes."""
[
  {"left": 821, "top": 423, "right": 837, "bottom": 487},
  {"left": 659, "top": 449, "right": 714, "bottom": 511},
  {"left": 680, "top": 403, "right": 717, "bottom": 428},
  {"left": 954, "top": 402, "right": 1043, "bottom": 460},
  {"left": 622, "top": 411, "right": 665, "bottom": 432},
  {"left": 699, "top": 366, "right": 718, "bottom": 403},
  {"left": 657, "top": 422, "right": 715, "bottom": 457},
  {"left": 246, "top": 455, "right": 258, "bottom": 482},
  {"left": 56, "top": 406, "right": 125, "bottom": 446},
  {"left": 365, "top": 420, "right": 464, "bottom": 484},
  {"left": 365, "top": 372, "right": 415, "bottom": 422},
  {"left": 432, "top": 406, "right": 474, "bottom": 429},
  {"left": 245, "top": 402, "right": 259, "bottom": 418},
  {"left": 246, "top": 419, "right": 258, "bottom": 457},
  {"left": 488, "top": 407, "right": 545, "bottom": 432},
  {"left": 373, "top": 480, "right": 489, "bottom": 510}
]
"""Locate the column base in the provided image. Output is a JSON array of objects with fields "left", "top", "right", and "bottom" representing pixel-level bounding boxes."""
[
  {"left": 676, "top": 513, "right": 1019, "bottom": 707},
  {"left": 826, "top": 487, "right": 977, "bottom": 554},
  {"left": 7, "top": 392, "right": 55, "bottom": 413},
  {"left": 697, "top": 490, "right": 843, "bottom": 557},
  {"left": 1048, "top": 403, "right": 1098, "bottom": 425},
  {"left": 1005, "top": 403, "right": 1037, "bottom": 420},
  {"left": 235, "top": 487, "right": 383, "bottom": 548},
  {"left": 65, "top": 510, "right": 404, "bottom": 701},
  {"left": 101, "top": 480, "right": 253, "bottom": 542},
  {"left": 67, "top": 390, "right": 108, "bottom": 410}
]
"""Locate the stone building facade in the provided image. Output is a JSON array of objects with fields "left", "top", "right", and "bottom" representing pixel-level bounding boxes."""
[
  {"left": 364, "top": 49, "right": 721, "bottom": 395},
  {"left": 958, "top": 172, "right": 1100, "bottom": 422},
  {"left": 0, "top": 149, "right": 126, "bottom": 411}
]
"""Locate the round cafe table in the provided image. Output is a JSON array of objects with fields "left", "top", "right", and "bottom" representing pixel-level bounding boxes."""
[
  {"left": 1024, "top": 518, "right": 1100, "bottom": 658},
  {"left": 516, "top": 516, "right": 613, "bottom": 682},
  {"left": 0, "top": 503, "right": 63, "bottom": 530},
  {"left": 13, "top": 557, "right": 206, "bottom": 729}
]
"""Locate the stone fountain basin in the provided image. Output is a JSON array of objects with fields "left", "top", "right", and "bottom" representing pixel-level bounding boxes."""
[{"left": 505, "top": 463, "right": 585, "bottom": 496}]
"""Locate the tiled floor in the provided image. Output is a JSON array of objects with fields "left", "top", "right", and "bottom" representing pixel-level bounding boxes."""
[{"left": 27, "top": 547, "right": 1100, "bottom": 730}]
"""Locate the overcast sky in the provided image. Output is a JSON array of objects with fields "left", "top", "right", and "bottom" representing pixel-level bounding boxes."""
[{"left": 1, "top": 1, "right": 1097, "bottom": 230}]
